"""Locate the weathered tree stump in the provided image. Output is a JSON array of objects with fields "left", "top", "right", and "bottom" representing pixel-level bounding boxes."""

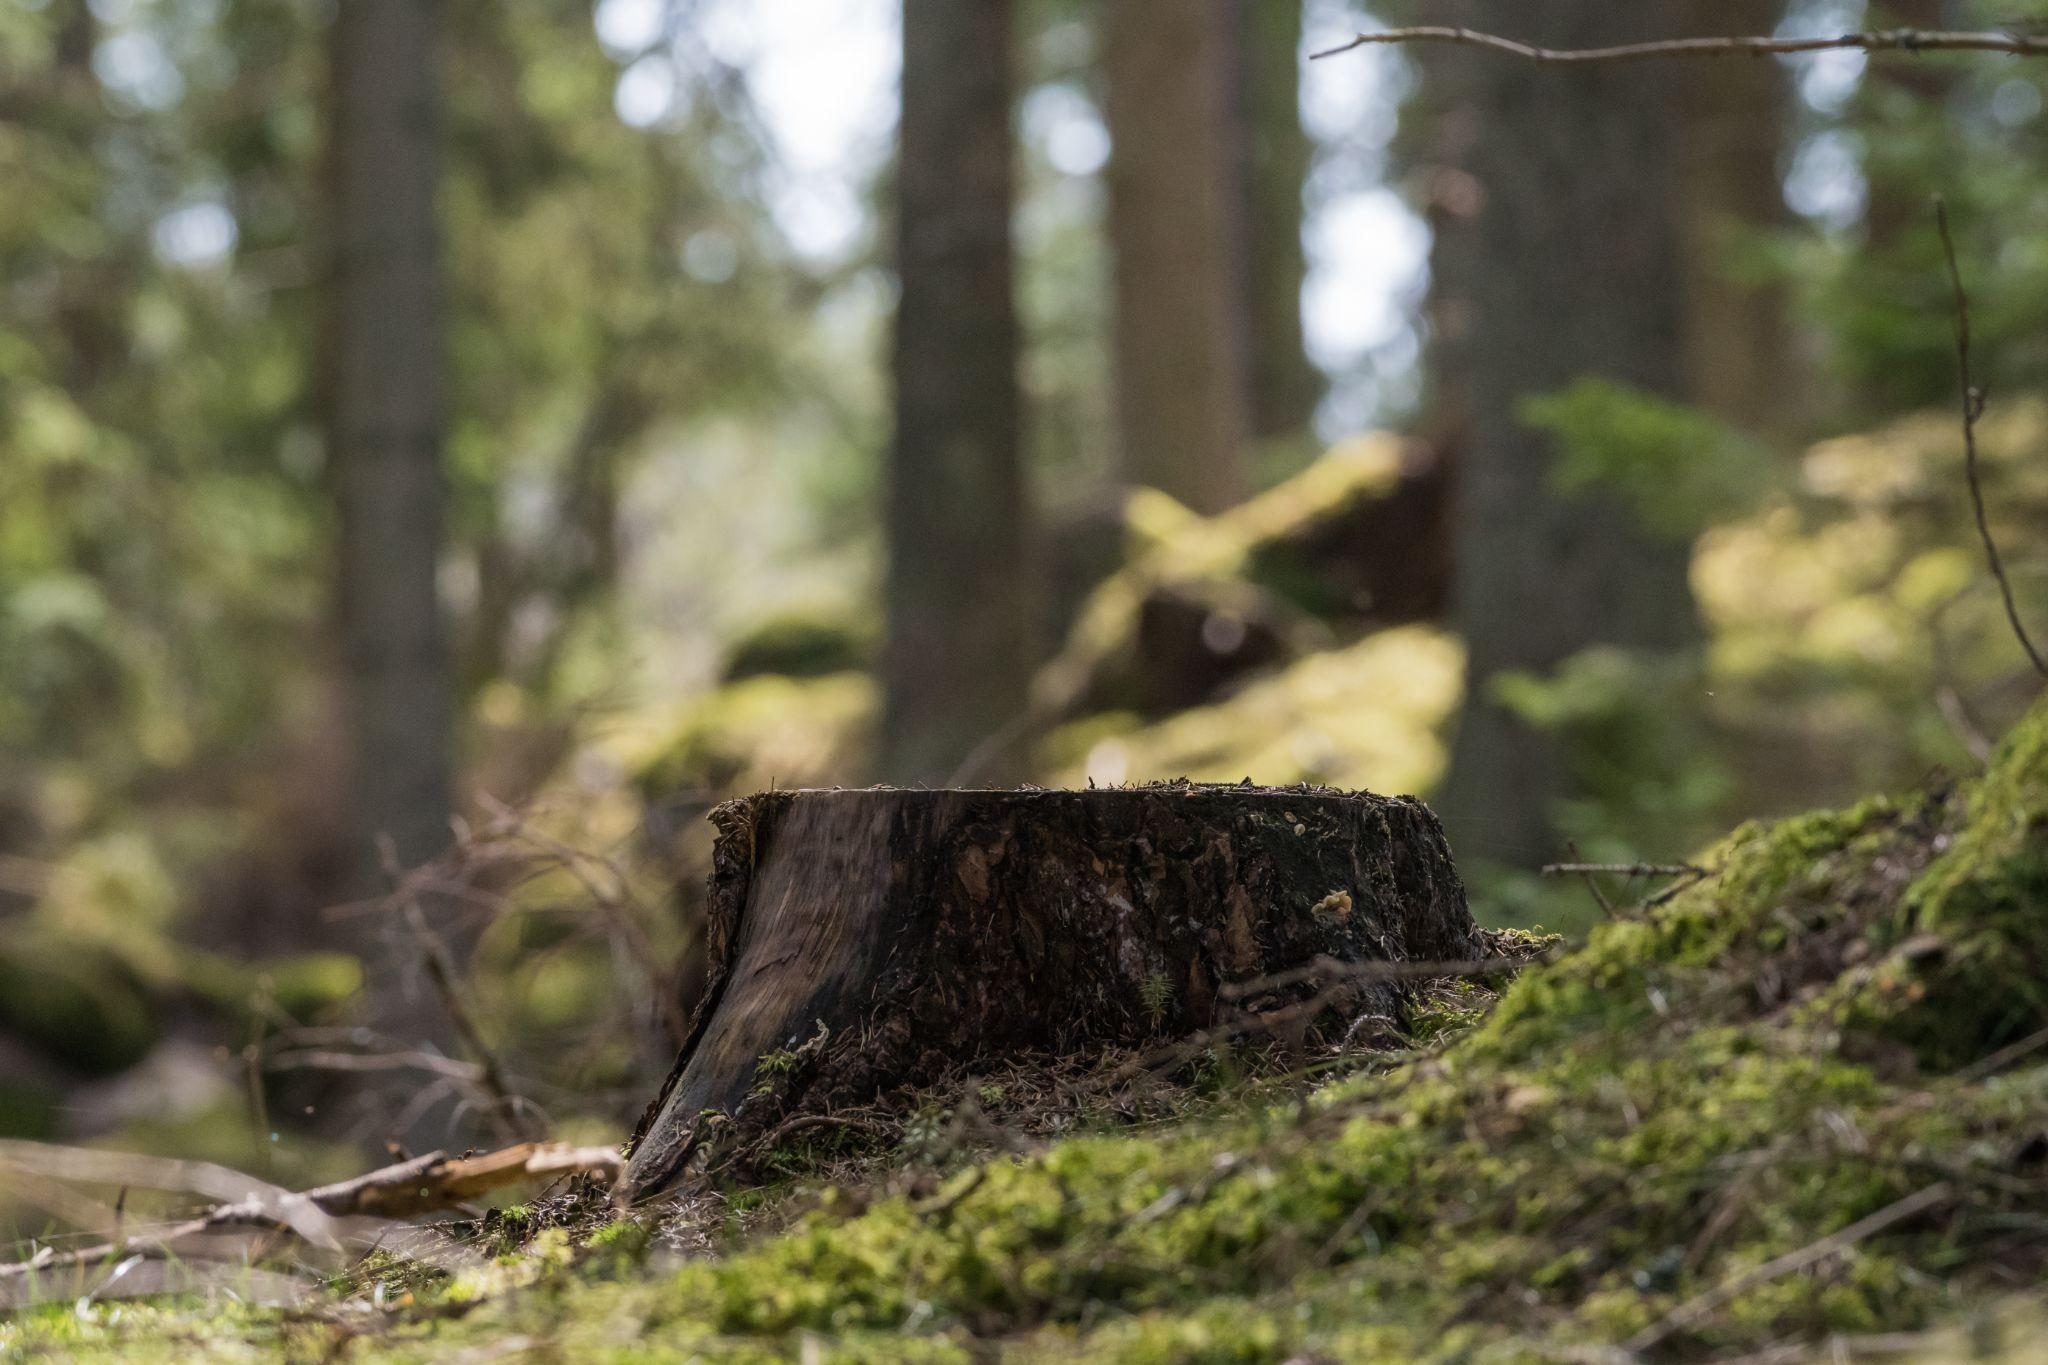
[{"left": 621, "top": 784, "right": 1475, "bottom": 1201}]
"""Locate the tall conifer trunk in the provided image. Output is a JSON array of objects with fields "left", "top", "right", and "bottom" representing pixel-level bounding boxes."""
[
  {"left": 1103, "top": 0, "right": 1250, "bottom": 514},
  {"left": 1430, "top": 1, "right": 1698, "bottom": 867},
  {"left": 1674, "top": 0, "right": 1803, "bottom": 436},
  {"left": 1230, "top": 0, "right": 1319, "bottom": 444},
  {"left": 328, "top": 0, "right": 461, "bottom": 1101},
  {"left": 880, "top": 0, "right": 1033, "bottom": 784}
]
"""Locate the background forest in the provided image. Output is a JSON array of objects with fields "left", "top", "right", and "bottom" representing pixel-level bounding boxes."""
[{"left": 2, "top": 0, "right": 2047, "bottom": 1267}]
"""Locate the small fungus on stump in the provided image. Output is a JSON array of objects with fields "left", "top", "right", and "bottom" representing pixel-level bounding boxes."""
[{"left": 621, "top": 784, "right": 1476, "bottom": 1202}]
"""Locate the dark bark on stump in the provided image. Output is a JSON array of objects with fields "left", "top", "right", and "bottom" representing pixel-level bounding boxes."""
[{"left": 622, "top": 785, "right": 1474, "bottom": 1202}]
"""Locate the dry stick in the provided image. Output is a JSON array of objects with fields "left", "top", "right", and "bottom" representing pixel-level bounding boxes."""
[
  {"left": 1215, "top": 954, "right": 1534, "bottom": 1002},
  {"left": 1311, "top": 26, "right": 2048, "bottom": 63},
  {"left": 1560, "top": 841, "right": 1614, "bottom": 916},
  {"left": 1540, "top": 861, "right": 1705, "bottom": 880},
  {"left": 1622, "top": 1182, "right": 1954, "bottom": 1355},
  {"left": 1950, "top": 1023, "right": 2048, "bottom": 1086},
  {"left": 1936, "top": 197, "right": 2048, "bottom": 680},
  {"left": 378, "top": 838, "right": 540, "bottom": 1145},
  {"left": 1094, "top": 958, "right": 1525, "bottom": 1092},
  {"left": 0, "top": 1142, "right": 622, "bottom": 1284},
  {"left": 262, "top": 1048, "right": 486, "bottom": 1083}
]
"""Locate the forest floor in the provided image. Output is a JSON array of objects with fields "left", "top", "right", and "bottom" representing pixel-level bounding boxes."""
[{"left": 4, "top": 697, "right": 2047, "bottom": 1361}]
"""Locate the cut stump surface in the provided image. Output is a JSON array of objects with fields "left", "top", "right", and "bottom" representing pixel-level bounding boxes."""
[{"left": 622, "top": 784, "right": 1475, "bottom": 1202}]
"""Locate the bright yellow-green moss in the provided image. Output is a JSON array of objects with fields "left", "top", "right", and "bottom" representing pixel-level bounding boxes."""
[
  {"left": 631, "top": 670, "right": 876, "bottom": 796},
  {"left": 1041, "top": 625, "right": 1461, "bottom": 793}
]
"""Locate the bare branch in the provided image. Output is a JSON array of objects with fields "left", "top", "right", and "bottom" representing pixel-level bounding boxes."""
[
  {"left": 0, "top": 1141, "right": 621, "bottom": 1300},
  {"left": 1312, "top": 26, "right": 2048, "bottom": 63},
  {"left": 1624, "top": 1183, "right": 1953, "bottom": 1354},
  {"left": 1936, "top": 198, "right": 2048, "bottom": 680},
  {"left": 1540, "top": 861, "right": 1707, "bottom": 879}
]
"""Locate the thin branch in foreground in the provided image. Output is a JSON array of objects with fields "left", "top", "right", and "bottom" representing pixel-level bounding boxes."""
[
  {"left": 1936, "top": 198, "right": 2048, "bottom": 680},
  {"left": 1311, "top": 26, "right": 2048, "bottom": 63},
  {"left": 0, "top": 1140, "right": 622, "bottom": 1305},
  {"left": 1558, "top": 841, "right": 1614, "bottom": 916}
]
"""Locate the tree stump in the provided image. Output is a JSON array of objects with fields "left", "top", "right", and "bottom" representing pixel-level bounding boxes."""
[{"left": 621, "top": 784, "right": 1475, "bottom": 1202}]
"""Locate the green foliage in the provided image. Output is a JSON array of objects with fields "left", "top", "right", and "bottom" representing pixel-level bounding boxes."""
[
  {"left": 1797, "top": 51, "right": 2048, "bottom": 412},
  {"left": 1522, "top": 377, "right": 1776, "bottom": 540},
  {"left": 1491, "top": 645, "right": 1734, "bottom": 862}
]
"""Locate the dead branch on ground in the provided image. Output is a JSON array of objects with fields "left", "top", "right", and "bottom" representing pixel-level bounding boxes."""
[{"left": 0, "top": 1140, "right": 621, "bottom": 1307}]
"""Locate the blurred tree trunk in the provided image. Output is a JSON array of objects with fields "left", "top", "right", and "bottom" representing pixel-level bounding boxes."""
[
  {"left": 1674, "top": 0, "right": 1803, "bottom": 436},
  {"left": 328, "top": 2, "right": 455, "bottom": 885},
  {"left": 880, "top": 0, "right": 1033, "bottom": 784},
  {"left": 1430, "top": 1, "right": 1698, "bottom": 868},
  {"left": 1229, "top": 0, "right": 1319, "bottom": 445},
  {"left": 49, "top": 0, "right": 125, "bottom": 399},
  {"left": 1863, "top": 0, "right": 1956, "bottom": 250},
  {"left": 1103, "top": 0, "right": 1249, "bottom": 514}
]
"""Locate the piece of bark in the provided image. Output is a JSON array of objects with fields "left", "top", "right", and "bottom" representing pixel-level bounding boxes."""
[{"left": 622, "top": 784, "right": 1475, "bottom": 1202}]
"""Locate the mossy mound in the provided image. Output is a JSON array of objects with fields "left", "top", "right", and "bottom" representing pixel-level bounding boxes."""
[
  {"left": 1040, "top": 624, "right": 1462, "bottom": 797},
  {"left": 1034, "top": 435, "right": 1449, "bottom": 722},
  {"left": 0, "top": 932, "right": 158, "bottom": 1078},
  {"left": 21, "top": 700, "right": 2048, "bottom": 1360},
  {"left": 720, "top": 610, "right": 875, "bottom": 684},
  {"left": 631, "top": 671, "right": 877, "bottom": 799}
]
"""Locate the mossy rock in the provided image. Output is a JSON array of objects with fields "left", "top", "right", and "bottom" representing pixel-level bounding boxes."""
[
  {"left": 1040, "top": 625, "right": 1463, "bottom": 796},
  {"left": 0, "top": 931, "right": 157, "bottom": 1077},
  {"left": 720, "top": 610, "right": 874, "bottom": 683},
  {"left": 633, "top": 671, "right": 875, "bottom": 800},
  {"left": 1036, "top": 436, "right": 1449, "bottom": 721}
]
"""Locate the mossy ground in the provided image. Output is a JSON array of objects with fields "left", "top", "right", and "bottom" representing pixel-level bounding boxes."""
[{"left": 8, "top": 701, "right": 2047, "bottom": 1362}]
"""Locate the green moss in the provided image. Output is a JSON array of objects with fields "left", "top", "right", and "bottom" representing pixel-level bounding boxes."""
[
  {"left": 0, "top": 930, "right": 156, "bottom": 1075},
  {"left": 722, "top": 609, "right": 874, "bottom": 683},
  {"left": 1853, "top": 700, "right": 2048, "bottom": 1067},
  {"left": 1040, "top": 626, "right": 1461, "bottom": 793},
  {"left": 633, "top": 671, "right": 875, "bottom": 797}
]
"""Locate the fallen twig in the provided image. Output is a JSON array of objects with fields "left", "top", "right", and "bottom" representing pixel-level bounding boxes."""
[
  {"left": 1093, "top": 957, "right": 1529, "bottom": 1093},
  {"left": 1217, "top": 953, "right": 1541, "bottom": 1002},
  {"left": 741, "top": 1112, "right": 901, "bottom": 1168},
  {"left": 1539, "top": 861, "right": 1706, "bottom": 880},
  {"left": 1623, "top": 1182, "right": 1954, "bottom": 1354},
  {"left": 1936, "top": 198, "right": 2048, "bottom": 680},
  {"left": 1311, "top": 26, "right": 2048, "bottom": 63},
  {"left": 0, "top": 1140, "right": 622, "bottom": 1303}
]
